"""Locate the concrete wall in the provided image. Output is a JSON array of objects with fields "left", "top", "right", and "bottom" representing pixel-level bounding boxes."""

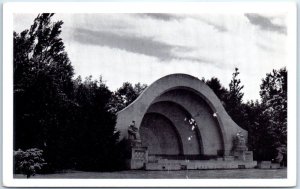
[
  {"left": 116, "top": 74, "right": 247, "bottom": 156},
  {"left": 142, "top": 101, "right": 200, "bottom": 155},
  {"left": 140, "top": 113, "right": 182, "bottom": 155},
  {"left": 152, "top": 89, "right": 223, "bottom": 155}
]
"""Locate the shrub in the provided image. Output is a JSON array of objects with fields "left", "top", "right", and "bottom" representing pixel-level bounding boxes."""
[{"left": 14, "top": 148, "right": 46, "bottom": 178}]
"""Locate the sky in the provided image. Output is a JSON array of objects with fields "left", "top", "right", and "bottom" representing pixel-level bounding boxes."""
[{"left": 13, "top": 13, "right": 288, "bottom": 101}]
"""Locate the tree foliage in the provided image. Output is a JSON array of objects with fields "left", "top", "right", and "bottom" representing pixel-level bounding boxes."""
[
  {"left": 14, "top": 148, "right": 46, "bottom": 178},
  {"left": 203, "top": 67, "right": 287, "bottom": 162},
  {"left": 72, "top": 76, "right": 120, "bottom": 171},
  {"left": 13, "top": 13, "right": 76, "bottom": 171},
  {"left": 13, "top": 14, "right": 120, "bottom": 172},
  {"left": 203, "top": 77, "right": 228, "bottom": 105},
  {"left": 224, "top": 68, "right": 248, "bottom": 129},
  {"left": 241, "top": 68, "right": 287, "bottom": 162},
  {"left": 14, "top": 13, "right": 74, "bottom": 93},
  {"left": 258, "top": 67, "right": 287, "bottom": 161},
  {"left": 109, "top": 82, "right": 147, "bottom": 113}
]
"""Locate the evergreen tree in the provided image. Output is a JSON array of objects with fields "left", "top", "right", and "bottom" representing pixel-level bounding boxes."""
[
  {"left": 225, "top": 68, "right": 247, "bottom": 129},
  {"left": 203, "top": 77, "right": 228, "bottom": 105}
]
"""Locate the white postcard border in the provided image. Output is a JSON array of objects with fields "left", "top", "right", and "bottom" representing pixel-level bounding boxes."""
[{"left": 3, "top": 2, "right": 297, "bottom": 187}]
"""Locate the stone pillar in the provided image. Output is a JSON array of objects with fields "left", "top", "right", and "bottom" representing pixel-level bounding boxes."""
[
  {"left": 125, "top": 122, "right": 148, "bottom": 169},
  {"left": 126, "top": 145, "right": 148, "bottom": 169},
  {"left": 232, "top": 131, "right": 253, "bottom": 161}
]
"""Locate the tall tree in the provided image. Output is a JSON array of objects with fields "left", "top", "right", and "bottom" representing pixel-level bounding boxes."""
[
  {"left": 242, "top": 100, "right": 274, "bottom": 160},
  {"left": 259, "top": 67, "right": 287, "bottom": 161},
  {"left": 245, "top": 67, "right": 287, "bottom": 162},
  {"left": 14, "top": 13, "right": 75, "bottom": 170},
  {"left": 73, "top": 76, "right": 119, "bottom": 171},
  {"left": 225, "top": 68, "right": 247, "bottom": 129}
]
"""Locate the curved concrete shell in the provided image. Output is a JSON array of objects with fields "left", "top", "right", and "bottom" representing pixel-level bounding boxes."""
[{"left": 116, "top": 74, "right": 247, "bottom": 157}]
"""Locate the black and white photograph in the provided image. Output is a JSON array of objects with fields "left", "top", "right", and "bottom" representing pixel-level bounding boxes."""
[{"left": 3, "top": 2, "right": 297, "bottom": 187}]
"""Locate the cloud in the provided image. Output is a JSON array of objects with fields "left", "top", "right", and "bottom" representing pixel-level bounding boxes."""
[
  {"left": 244, "top": 13, "right": 286, "bottom": 34},
  {"left": 139, "top": 14, "right": 228, "bottom": 32},
  {"left": 138, "top": 13, "right": 180, "bottom": 21},
  {"left": 74, "top": 28, "right": 188, "bottom": 61},
  {"left": 73, "top": 27, "right": 218, "bottom": 66},
  {"left": 14, "top": 13, "right": 288, "bottom": 101},
  {"left": 256, "top": 42, "right": 275, "bottom": 52},
  {"left": 195, "top": 17, "right": 228, "bottom": 32}
]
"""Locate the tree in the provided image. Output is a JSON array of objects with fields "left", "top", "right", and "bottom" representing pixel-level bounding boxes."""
[
  {"left": 245, "top": 68, "right": 287, "bottom": 162},
  {"left": 225, "top": 68, "right": 247, "bottom": 129},
  {"left": 259, "top": 67, "right": 287, "bottom": 162},
  {"left": 133, "top": 82, "right": 148, "bottom": 95},
  {"left": 202, "top": 70, "right": 246, "bottom": 129},
  {"left": 14, "top": 14, "right": 124, "bottom": 172},
  {"left": 73, "top": 76, "right": 120, "bottom": 171},
  {"left": 109, "top": 82, "right": 147, "bottom": 113},
  {"left": 14, "top": 13, "right": 74, "bottom": 93},
  {"left": 13, "top": 13, "right": 75, "bottom": 170},
  {"left": 203, "top": 77, "right": 228, "bottom": 105},
  {"left": 14, "top": 148, "right": 46, "bottom": 178},
  {"left": 242, "top": 100, "right": 275, "bottom": 160}
]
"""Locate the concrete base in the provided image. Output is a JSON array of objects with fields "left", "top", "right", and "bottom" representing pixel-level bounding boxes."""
[
  {"left": 257, "top": 161, "right": 271, "bottom": 169},
  {"left": 223, "top": 156, "right": 235, "bottom": 161},
  {"left": 233, "top": 150, "right": 253, "bottom": 161},
  {"left": 257, "top": 161, "right": 281, "bottom": 169},
  {"left": 270, "top": 163, "right": 281, "bottom": 169},
  {"left": 126, "top": 159, "right": 145, "bottom": 170},
  {"left": 145, "top": 159, "right": 257, "bottom": 170},
  {"left": 126, "top": 146, "right": 148, "bottom": 170}
]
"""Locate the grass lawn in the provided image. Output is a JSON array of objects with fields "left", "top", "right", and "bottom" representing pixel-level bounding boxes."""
[{"left": 14, "top": 168, "right": 287, "bottom": 179}]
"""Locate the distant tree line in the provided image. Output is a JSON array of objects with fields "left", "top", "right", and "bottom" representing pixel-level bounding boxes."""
[{"left": 13, "top": 14, "right": 287, "bottom": 174}]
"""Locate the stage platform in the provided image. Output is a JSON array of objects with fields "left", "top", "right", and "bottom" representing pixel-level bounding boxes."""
[{"left": 145, "top": 159, "right": 257, "bottom": 170}]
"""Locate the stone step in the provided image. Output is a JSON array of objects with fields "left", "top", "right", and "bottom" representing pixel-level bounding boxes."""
[{"left": 145, "top": 160, "right": 257, "bottom": 170}]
